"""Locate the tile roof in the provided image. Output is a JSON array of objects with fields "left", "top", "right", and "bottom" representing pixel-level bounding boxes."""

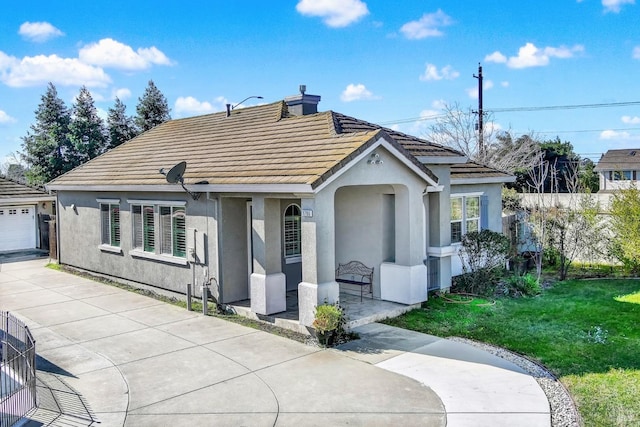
[
  {"left": 48, "top": 100, "right": 499, "bottom": 189},
  {"left": 0, "top": 177, "right": 51, "bottom": 200},
  {"left": 594, "top": 148, "right": 640, "bottom": 171},
  {"left": 450, "top": 161, "right": 514, "bottom": 180}
]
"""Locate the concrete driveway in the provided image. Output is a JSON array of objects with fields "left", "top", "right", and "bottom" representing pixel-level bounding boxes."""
[{"left": 0, "top": 258, "right": 550, "bottom": 426}]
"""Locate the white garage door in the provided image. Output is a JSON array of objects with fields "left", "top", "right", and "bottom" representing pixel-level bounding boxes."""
[{"left": 0, "top": 206, "right": 36, "bottom": 252}]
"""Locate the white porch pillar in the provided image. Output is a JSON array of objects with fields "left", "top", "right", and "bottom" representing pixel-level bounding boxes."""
[
  {"left": 298, "top": 193, "right": 339, "bottom": 327},
  {"left": 250, "top": 196, "right": 286, "bottom": 315},
  {"left": 380, "top": 184, "right": 428, "bottom": 304}
]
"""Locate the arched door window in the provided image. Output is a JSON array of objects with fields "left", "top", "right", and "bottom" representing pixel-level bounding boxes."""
[{"left": 284, "top": 204, "right": 301, "bottom": 258}]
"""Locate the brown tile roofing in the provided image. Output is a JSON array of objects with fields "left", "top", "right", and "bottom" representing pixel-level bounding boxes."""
[
  {"left": 48, "top": 100, "right": 473, "bottom": 189},
  {"left": 0, "top": 177, "right": 50, "bottom": 200},
  {"left": 594, "top": 148, "right": 640, "bottom": 171},
  {"left": 450, "top": 161, "right": 513, "bottom": 180}
]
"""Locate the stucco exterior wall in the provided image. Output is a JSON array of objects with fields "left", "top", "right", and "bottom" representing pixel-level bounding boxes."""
[
  {"left": 334, "top": 185, "right": 395, "bottom": 297},
  {"left": 449, "top": 182, "right": 504, "bottom": 276},
  {"left": 56, "top": 191, "right": 217, "bottom": 297},
  {"left": 219, "top": 197, "right": 250, "bottom": 303}
]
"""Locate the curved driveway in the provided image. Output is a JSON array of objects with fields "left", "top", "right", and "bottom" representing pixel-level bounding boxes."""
[{"left": 0, "top": 258, "right": 549, "bottom": 426}]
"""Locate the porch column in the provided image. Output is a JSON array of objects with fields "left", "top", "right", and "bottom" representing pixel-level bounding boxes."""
[
  {"left": 298, "top": 192, "right": 339, "bottom": 327},
  {"left": 380, "top": 184, "right": 428, "bottom": 304},
  {"left": 427, "top": 165, "right": 452, "bottom": 290},
  {"left": 250, "top": 196, "right": 286, "bottom": 315}
]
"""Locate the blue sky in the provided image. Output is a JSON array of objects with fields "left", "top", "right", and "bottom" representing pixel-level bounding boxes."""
[{"left": 1, "top": 0, "right": 640, "bottom": 165}]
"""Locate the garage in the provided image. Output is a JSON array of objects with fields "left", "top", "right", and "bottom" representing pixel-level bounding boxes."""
[
  {"left": 1, "top": 177, "right": 55, "bottom": 254},
  {"left": 0, "top": 206, "right": 37, "bottom": 252}
]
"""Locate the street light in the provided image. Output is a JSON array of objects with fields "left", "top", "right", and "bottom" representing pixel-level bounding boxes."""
[{"left": 226, "top": 96, "right": 263, "bottom": 117}]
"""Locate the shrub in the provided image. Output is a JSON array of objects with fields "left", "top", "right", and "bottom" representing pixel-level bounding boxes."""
[
  {"left": 502, "top": 273, "right": 541, "bottom": 297},
  {"left": 456, "top": 230, "right": 510, "bottom": 296},
  {"left": 313, "top": 302, "right": 343, "bottom": 334}
]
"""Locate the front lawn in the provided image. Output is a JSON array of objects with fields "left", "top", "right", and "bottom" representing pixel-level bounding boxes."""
[{"left": 384, "top": 279, "right": 640, "bottom": 426}]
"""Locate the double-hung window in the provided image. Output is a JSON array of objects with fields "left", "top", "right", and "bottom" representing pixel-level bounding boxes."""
[
  {"left": 130, "top": 200, "right": 187, "bottom": 261},
  {"left": 98, "top": 199, "right": 121, "bottom": 250},
  {"left": 450, "top": 195, "right": 483, "bottom": 244}
]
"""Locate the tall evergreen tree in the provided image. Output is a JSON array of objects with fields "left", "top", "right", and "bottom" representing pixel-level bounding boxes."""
[
  {"left": 135, "top": 80, "right": 170, "bottom": 132},
  {"left": 21, "top": 82, "right": 72, "bottom": 185},
  {"left": 106, "top": 97, "right": 138, "bottom": 150},
  {"left": 68, "top": 86, "right": 107, "bottom": 167}
]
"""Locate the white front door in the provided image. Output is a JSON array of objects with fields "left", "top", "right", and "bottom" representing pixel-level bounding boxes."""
[{"left": 0, "top": 206, "right": 36, "bottom": 251}]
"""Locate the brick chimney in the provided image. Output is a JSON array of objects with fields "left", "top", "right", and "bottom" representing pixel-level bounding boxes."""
[{"left": 284, "top": 85, "right": 321, "bottom": 116}]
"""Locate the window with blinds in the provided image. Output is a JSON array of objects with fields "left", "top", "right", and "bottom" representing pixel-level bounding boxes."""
[
  {"left": 160, "top": 206, "right": 186, "bottom": 257},
  {"left": 100, "top": 203, "right": 121, "bottom": 247},
  {"left": 132, "top": 203, "right": 186, "bottom": 259},
  {"left": 284, "top": 204, "right": 301, "bottom": 257}
]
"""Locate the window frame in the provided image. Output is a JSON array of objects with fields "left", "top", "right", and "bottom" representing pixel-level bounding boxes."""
[
  {"left": 450, "top": 194, "right": 483, "bottom": 244},
  {"left": 128, "top": 199, "right": 188, "bottom": 264},
  {"left": 97, "top": 198, "right": 122, "bottom": 253},
  {"left": 283, "top": 203, "right": 302, "bottom": 263},
  {"left": 612, "top": 170, "right": 633, "bottom": 181}
]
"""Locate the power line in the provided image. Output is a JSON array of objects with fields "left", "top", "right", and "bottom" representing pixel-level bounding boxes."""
[
  {"left": 488, "top": 100, "right": 640, "bottom": 113},
  {"left": 379, "top": 100, "right": 640, "bottom": 127}
]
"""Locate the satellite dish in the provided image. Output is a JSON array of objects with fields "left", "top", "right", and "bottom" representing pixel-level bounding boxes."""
[
  {"left": 158, "top": 161, "right": 202, "bottom": 201},
  {"left": 165, "top": 161, "right": 187, "bottom": 184}
]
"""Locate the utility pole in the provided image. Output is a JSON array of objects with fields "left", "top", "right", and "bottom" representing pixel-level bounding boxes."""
[{"left": 473, "top": 63, "right": 484, "bottom": 157}]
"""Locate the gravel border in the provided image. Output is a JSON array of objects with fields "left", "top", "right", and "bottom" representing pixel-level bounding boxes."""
[{"left": 448, "top": 337, "right": 581, "bottom": 427}]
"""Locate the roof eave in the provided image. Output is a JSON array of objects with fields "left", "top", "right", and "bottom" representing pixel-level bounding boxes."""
[
  {"left": 46, "top": 183, "right": 314, "bottom": 194},
  {"left": 417, "top": 155, "right": 469, "bottom": 164},
  {"left": 451, "top": 176, "right": 516, "bottom": 185}
]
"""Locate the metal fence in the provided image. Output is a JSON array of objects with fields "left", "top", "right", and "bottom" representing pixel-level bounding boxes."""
[{"left": 1, "top": 311, "right": 37, "bottom": 427}]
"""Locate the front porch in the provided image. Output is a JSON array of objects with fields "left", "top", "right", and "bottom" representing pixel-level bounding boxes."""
[{"left": 228, "top": 291, "right": 419, "bottom": 335}]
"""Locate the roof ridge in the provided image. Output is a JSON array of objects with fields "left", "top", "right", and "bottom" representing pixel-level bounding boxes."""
[{"left": 331, "top": 111, "right": 464, "bottom": 156}]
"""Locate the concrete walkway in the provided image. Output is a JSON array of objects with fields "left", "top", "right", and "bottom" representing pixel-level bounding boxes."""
[{"left": 0, "top": 258, "right": 551, "bottom": 426}]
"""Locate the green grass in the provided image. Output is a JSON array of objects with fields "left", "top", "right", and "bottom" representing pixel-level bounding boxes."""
[{"left": 384, "top": 280, "right": 640, "bottom": 426}]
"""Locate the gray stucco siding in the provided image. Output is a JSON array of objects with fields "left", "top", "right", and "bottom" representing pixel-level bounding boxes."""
[{"left": 56, "top": 191, "right": 217, "bottom": 296}]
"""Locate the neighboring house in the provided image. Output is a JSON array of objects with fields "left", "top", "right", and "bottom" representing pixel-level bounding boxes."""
[
  {"left": 594, "top": 148, "right": 640, "bottom": 192},
  {"left": 0, "top": 176, "right": 55, "bottom": 252},
  {"left": 46, "top": 89, "right": 512, "bottom": 327}
]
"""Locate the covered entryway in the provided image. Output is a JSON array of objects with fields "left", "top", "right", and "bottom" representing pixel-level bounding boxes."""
[{"left": 0, "top": 206, "right": 36, "bottom": 252}]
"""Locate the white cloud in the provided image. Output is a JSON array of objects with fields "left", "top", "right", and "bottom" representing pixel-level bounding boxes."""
[
  {"left": 175, "top": 96, "right": 215, "bottom": 115},
  {"left": 79, "top": 38, "right": 172, "bottom": 70},
  {"left": 486, "top": 43, "right": 584, "bottom": 69},
  {"left": 633, "top": 46, "right": 640, "bottom": 59},
  {"left": 18, "top": 21, "right": 64, "bottom": 42},
  {"left": 484, "top": 51, "right": 507, "bottom": 63},
  {"left": 296, "top": 0, "right": 369, "bottom": 28},
  {"left": 113, "top": 88, "right": 132, "bottom": 100},
  {"left": 0, "top": 110, "right": 16, "bottom": 124},
  {"left": 419, "top": 63, "right": 459, "bottom": 81},
  {"left": 0, "top": 51, "right": 111, "bottom": 88},
  {"left": 600, "top": 129, "right": 633, "bottom": 139},
  {"left": 340, "top": 83, "right": 379, "bottom": 102},
  {"left": 467, "top": 80, "right": 494, "bottom": 99},
  {"left": 406, "top": 100, "right": 446, "bottom": 135},
  {"left": 501, "top": 81, "right": 510, "bottom": 87},
  {"left": 174, "top": 96, "right": 231, "bottom": 116},
  {"left": 400, "top": 10, "right": 453, "bottom": 39},
  {"left": 602, "top": 0, "right": 635, "bottom": 13},
  {"left": 622, "top": 115, "right": 640, "bottom": 124}
]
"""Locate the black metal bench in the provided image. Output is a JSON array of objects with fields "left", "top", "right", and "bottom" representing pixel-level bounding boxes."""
[{"left": 336, "top": 261, "right": 374, "bottom": 302}]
